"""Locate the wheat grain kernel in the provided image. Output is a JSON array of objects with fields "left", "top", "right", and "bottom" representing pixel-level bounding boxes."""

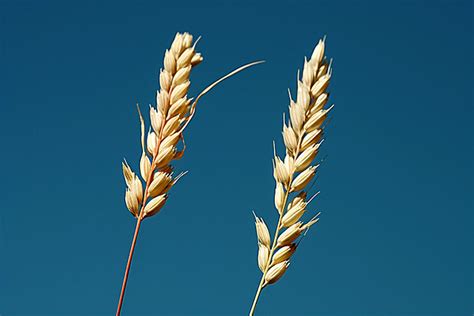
[
  {"left": 143, "top": 194, "right": 167, "bottom": 217},
  {"left": 191, "top": 53, "right": 203, "bottom": 66},
  {"left": 139, "top": 153, "right": 151, "bottom": 180},
  {"left": 146, "top": 131, "right": 157, "bottom": 155},
  {"left": 277, "top": 222, "right": 303, "bottom": 247},
  {"left": 125, "top": 189, "right": 139, "bottom": 216},
  {"left": 148, "top": 171, "right": 173, "bottom": 197},
  {"left": 149, "top": 106, "right": 163, "bottom": 134},
  {"left": 255, "top": 216, "right": 271, "bottom": 248},
  {"left": 160, "top": 70, "right": 172, "bottom": 92},
  {"left": 274, "top": 183, "right": 285, "bottom": 214},
  {"left": 271, "top": 244, "right": 297, "bottom": 265},
  {"left": 265, "top": 261, "right": 289, "bottom": 285},
  {"left": 291, "top": 165, "right": 317, "bottom": 192},
  {"left": 163, "top": 49, "right": 176, "bottom": 74},
  {"left": 258, "top": 244, "right": 270, "bottom": 272}
]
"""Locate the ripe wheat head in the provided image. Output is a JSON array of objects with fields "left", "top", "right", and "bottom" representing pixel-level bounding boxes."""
[
  {"left": 249, "top": 38, "right": 334, "bottom": 315},
  {"left": 122, "top": 32, "right": 203, "bottom": 219}
]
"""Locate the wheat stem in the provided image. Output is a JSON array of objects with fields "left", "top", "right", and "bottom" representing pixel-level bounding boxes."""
[{"left": 116, "top": 217, "right": 142, "bottom": 316}]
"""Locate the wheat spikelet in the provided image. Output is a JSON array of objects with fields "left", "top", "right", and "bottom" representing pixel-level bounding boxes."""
[
  {"left": 249, "top": 38, "right": 334, "bottom": 315},
  {"left": 117, "top": 32, "right": 262, "bottom": 316}
]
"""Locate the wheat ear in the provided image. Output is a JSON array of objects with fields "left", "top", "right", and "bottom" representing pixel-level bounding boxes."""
[
  {"left": 117, "top": 32, "right": 262, "bottom": 316},
  {"left": 249, "top": 38, "right": 333, "bottom": 315}
]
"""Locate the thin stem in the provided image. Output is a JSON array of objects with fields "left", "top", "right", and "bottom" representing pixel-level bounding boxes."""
[
  {"left": 249, "top": 273, "right": 265, "bottom": 315},
  {"left": 116, "top": 218, "right": 142, "bottom": 316}
]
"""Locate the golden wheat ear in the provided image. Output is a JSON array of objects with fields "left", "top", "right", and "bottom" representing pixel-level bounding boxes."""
[
  {"left": 116, "top": 32, "right": 263, "bottom": 316},
  {"left": 249, "top": 38, "right": 334, "bottom": 316}
]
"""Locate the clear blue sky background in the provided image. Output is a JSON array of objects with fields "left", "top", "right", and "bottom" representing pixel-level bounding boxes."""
[{"left": 0, "top": 0, "right": 472, "bottom": 315}]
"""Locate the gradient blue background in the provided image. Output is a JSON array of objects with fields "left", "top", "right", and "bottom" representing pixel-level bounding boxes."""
[{"left": 1, "top": 0, "right": 472, "bottom": 315}]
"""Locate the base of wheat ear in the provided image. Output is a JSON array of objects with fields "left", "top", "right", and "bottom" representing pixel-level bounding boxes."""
[
  {"left": 249, "top": 38, "right": 334, "bottom": 316},
  {"left": 117, "top": 32, "right": 262, "bottom": 316}
]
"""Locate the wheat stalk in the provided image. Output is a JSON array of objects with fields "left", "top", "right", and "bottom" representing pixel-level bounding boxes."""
[
  {"left": 117, "top": 32, "right": 262, "bottom": 316},
  {"left": 249, "top": 38, "right": 334, "bottom": 315}
]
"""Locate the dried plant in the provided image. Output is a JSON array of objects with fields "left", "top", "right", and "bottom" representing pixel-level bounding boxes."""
[
  {"left": 249, "top": 38, "right": 334, "bottom": 315},
  {"left": 116, "top": 32, "right": 261, "bottom": 316}
]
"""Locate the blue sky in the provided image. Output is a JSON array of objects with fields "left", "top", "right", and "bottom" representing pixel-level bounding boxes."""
[{"left": 0, "top": 0, "right": 472, "bottom": 315}]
